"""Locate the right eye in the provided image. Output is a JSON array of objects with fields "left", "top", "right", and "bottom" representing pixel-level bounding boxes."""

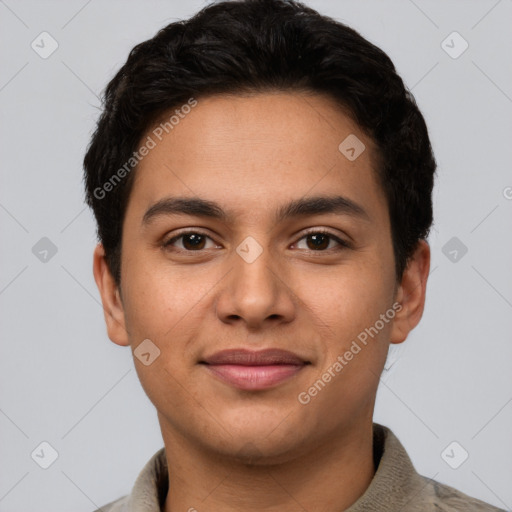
[{"left": 162, "top": 231, "right": 221, "bottom": 252}]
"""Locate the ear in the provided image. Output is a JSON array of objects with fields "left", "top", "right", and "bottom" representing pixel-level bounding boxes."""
[
  {"left": 389, "top": 239, "right": 431, "bottom": 344},
  {"left": 92, "top": 243, "right": 130, "bottom": 346}
]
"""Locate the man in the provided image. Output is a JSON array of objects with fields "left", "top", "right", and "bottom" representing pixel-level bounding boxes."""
[{"left": 84, "top": 0, "right": 505, "bottom": 510}]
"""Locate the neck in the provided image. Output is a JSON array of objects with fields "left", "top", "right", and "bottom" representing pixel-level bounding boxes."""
[{"left": 162, "top": 420, "right": 376, "bottom": 512}]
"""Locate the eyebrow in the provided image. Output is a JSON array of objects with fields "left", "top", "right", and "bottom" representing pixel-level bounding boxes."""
[{"left": 141, "top": 194, "right": 371, "bottom": 226}]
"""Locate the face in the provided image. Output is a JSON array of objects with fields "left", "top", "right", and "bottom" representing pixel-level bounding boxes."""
[{"left": 94, "top": 92, "right": 429, "bottom": 463}]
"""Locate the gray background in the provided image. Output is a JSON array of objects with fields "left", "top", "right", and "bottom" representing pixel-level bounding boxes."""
[{"left": 1, "top": 0, "right": 511, "bottom": 510}]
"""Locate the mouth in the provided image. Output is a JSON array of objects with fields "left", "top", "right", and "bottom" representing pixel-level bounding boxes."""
[{"left": 199, "top": 348, "right": 311, "bottom": 391}]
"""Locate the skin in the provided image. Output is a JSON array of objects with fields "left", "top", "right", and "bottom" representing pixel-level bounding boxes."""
[{"left": 93, "top": 91, "right": 430, "bottom": 512}]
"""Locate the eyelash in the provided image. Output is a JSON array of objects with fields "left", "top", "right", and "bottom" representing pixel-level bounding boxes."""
[{"left": 162, "top": 228, "right": 351, "bottom": 253}]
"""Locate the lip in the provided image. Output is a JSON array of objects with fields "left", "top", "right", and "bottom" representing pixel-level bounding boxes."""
[{"left": 200, "top": 349, "right": 309, "bottom": 390}]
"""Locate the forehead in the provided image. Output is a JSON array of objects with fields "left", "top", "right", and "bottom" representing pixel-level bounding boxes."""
[{"left": 125, "top": 92, "right": 387, "bottom": 225}]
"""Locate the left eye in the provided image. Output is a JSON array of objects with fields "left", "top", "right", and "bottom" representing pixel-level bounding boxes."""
[{"left": 294, "top": 231, "right": 349, "bottom": 251}]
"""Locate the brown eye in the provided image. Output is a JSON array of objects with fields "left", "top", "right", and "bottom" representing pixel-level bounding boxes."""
[
  {"left": 181, "top": 233, "right": 206, "bottom": 250},
  {"left": 163, "top": 231, "right": 217, "bottom": 251},
  {"left": 305, "top": 233, "right": 330, "bottom": 250},
  {"left": 295, "top": 230, "right": 350, "bottom": 251}
]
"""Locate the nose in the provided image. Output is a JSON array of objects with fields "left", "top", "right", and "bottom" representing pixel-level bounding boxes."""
[{"left": 215, "top": 242, "right": 296, "bottom": 330}]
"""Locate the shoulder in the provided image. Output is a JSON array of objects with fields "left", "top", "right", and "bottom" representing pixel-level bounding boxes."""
[
  {"left": 414, "top": 474, "right": 506, "bottom": 512},
  {"left": 371, "top": 424, "right": 506, "bottom": 512},
  {"left": 90, "top": 447, "right": 167, "bottom": 512}
]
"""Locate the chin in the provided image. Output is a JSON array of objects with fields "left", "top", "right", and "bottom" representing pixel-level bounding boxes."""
[{"left": 208, "top": 417, "right": 308, "bottom": 465}]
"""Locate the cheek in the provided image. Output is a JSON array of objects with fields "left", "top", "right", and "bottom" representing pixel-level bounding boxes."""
[
  {"left": 301, "top": 267, "right": 393, "bottom": 380},
  {"left": 296, "top": 265, "right": 388, "bottom": 329},
  {"left": 121, "top": 259, "right": 203, "bottom": 404},
  {"left": 122, "top": 252, "right": 219, "bottom": 342},
  {"left": 121, "top": 256, "right": 178, "bottom": 340}
]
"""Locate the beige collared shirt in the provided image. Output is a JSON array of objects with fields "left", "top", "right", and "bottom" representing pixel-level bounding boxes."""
[{"left": 94, "top": 423, "right": 505, "bottom": 512}]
